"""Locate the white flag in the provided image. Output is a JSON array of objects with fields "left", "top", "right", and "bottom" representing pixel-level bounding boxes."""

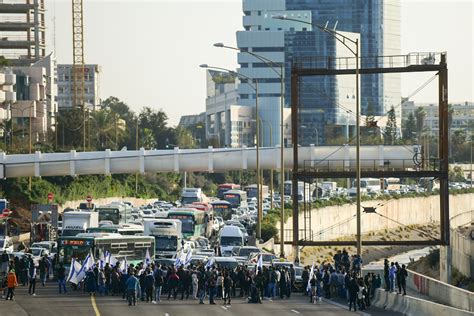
[
  {"left": 256, "top": 254, "right": 263, "bottom": 274},
  {"left": 121, "top": 257, "right": 128, "bottom": 274},
  {"left": 184, "top": 250, "right": 192, "bottom": 267},
  {"left": 306, "top": 262, "right": 315, "bottom": 292},
  {"left": 145, "top": 248, "right": 151, "bottom": 266},
  {"left": 205, "top": 256, "right": 214, "bottom": 269},
  {"left": 109, "top": 253, "right": 118, "bottom": 267}
]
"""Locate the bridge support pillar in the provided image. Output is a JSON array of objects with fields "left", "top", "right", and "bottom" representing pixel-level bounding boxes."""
[{"left": 440, "top": 245, "right": 452, "bottom": 284}]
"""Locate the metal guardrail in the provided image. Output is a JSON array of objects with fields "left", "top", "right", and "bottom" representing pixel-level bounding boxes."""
[{"left": 302, "top": 158, "right": 441, "bottom": 173}]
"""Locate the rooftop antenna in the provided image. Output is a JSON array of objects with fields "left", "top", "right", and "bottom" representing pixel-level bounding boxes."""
[{"left": 333, "top": 20, "right": 338, "bottom": 31}]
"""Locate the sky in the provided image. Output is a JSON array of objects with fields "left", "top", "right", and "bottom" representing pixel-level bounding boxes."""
[{"left": 47, "top": 0, "right": 474, "bottom": 126}]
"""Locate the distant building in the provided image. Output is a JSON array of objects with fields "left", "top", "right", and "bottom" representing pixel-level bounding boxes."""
[
  {"left": 402, "top": 100, "right": 474, "bottom": 133},
  {"left": 236, "top": 0, "right": 401, "bottom": 145},
  {"left": 57, "top": 64, "right": 101, "bottom": 110},
  {"left": 0, "top": 54, "right": 58, "bottom": 143},
  {"left": 179, "top": 112, "right": 205, "bottom": 129},
  {"left": 0, "top": 0, "right": 46, "bottom": 66}
]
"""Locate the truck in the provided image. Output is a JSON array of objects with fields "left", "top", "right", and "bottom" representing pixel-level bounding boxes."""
[
  {"left": 219, "top": 225, "right": 244, "bottom": 257},
  {"left": 181, "top": 188, "right": 207, "bottom": 204},
  {"left": 321, "top": 181, "right": 338, "bottom": 197},
  {"left": 61, "top": 211, "right": 99, "bottom": 237},
  {"left": 143, "top": 218, "right": 182, "bottom": 258}
]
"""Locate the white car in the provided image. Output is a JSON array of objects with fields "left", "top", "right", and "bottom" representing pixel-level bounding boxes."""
[{"left": 0, "top": 237, "right": 14, "bottom": 253}]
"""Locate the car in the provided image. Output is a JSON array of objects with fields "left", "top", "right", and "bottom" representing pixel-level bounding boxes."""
[
  {"left": 28, "top": 247, "right": 50, "bottom": 259},
  {"left": 236, "top": 246, "right": 260, "bottom": 259},
  {"left": 213, "top": 257, "right": 238, "bottom": 270},
  {"left": 0, "top": 237, "right": 14, "bottom": 253},
  {"left": 195, "top": 249, "right": 215, "bottom": 257},
  {"left": 249, "top": 252, "right": 277, "bottom": 264},
  {"left": 31, "top": 241, "right": 58, "bottom": 255},
  {"left": 189, "top": 255, "right": 208, "bottom": 266},
  {"left": 154, "top": 258, "right": 175, "bottom": 267}
]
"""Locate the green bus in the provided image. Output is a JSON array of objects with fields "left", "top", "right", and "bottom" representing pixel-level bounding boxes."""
[
  {"left": 95, "top": 203, "right": 133, "bottom": 225},
  {"left": 58, "top": 233, "right": 154, "bottom": 267},
  {"left": 167, "top": 208, "right": 207, "bottom": 239}
]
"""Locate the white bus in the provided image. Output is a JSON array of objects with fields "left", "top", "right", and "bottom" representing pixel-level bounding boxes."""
[
  {"left": 143, "top": 219, "right": 182, "bottom": 258},
  {"left": 348, "top": 178, "right": 382, "bottom": 197}
]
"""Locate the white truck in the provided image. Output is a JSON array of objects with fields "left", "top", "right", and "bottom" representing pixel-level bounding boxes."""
[
  {"left": 219, "top": 225, "right": 244, "bottom": 257},
  {"left": 61, "top": 211, "right": 99, "bottom": 237},
  {"left": 181, "top": 188, "right": 207, "bottom": 204},
  {"left": 143, "top": 218, "right": 182, "bottom": 258}
]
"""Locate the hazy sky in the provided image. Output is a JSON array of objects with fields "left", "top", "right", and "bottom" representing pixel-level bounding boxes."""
[{"left": 47, "top": 0, "right": 473, "bottom": 126}]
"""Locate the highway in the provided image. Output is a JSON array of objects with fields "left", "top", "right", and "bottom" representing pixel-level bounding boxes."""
[{"left": 1, "top": 282, "right": 403, "bottom": 316}]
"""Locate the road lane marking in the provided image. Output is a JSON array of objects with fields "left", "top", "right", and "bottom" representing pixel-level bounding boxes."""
[
  {"left": 291, "top": 310, "right": 300, "bottom": 314},
  {"left": 164, "top": 313, "right": 170, "bottom": 316},
  {"left": 321, "top": 298, "right": 370, "bottom": 316},
  {"left": 221, "top": 306, "right": 228, "bottom": 310},
  {"left": 90, "top": 295, "right": 101, "bottom": 316}
]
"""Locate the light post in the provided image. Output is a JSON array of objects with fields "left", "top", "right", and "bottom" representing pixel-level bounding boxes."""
[
  {"left": 214, "top": 43, "right": 286, "bottom": 257},
  {"left": 200, "top": 64, "right": 263, "bottom": 239},
  {"left": 274, "top": 15, "right": 362, "bottom": 256}
]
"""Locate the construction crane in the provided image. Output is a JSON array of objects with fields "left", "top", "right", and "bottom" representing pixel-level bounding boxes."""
[{"left": 71, "top": 0, "right": 86, "bottom": 151}]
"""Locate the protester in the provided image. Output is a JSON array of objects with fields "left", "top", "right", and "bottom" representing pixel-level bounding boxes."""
[
  {"left": 6, "top": 269, "right": 18, "bottom": 301},
  {"left": 28, "top": 260, "right": 37, "bottom": 296},
  {"left": 125, "top": 271, "right": 139, "bottom": 306},
  {"left": 399, "top": 264, "right": 408, "bottom": 296}
]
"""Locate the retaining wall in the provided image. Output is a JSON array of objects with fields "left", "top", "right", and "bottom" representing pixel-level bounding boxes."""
[
  {"left": 372, "top": 289, "right": 474, "bottom": 316},
  {"left": 450, "top": 211, "right": 474, "bottom": 278}
]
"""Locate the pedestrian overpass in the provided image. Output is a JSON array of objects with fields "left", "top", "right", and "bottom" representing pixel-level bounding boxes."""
[{"left": 0, "top": 145, "right": 421, "bottom": 178}]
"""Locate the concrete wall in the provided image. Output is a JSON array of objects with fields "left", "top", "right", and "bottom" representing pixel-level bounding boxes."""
[
  {"left": 282, "top": 193, "right": 474, "bottom": 240},
  {"left": 406, "top": 268, "right": 474, "bottom": 312},
  {"left": 450, "top": 211, "right": 474, "bottom": 279},
  {"left": 372, "top": 289, "right": 473, "bottom": 316}
]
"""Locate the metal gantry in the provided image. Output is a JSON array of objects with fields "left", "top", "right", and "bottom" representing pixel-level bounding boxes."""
[{"left": 290, "top": 52, "right": 450, "bottom": 248}]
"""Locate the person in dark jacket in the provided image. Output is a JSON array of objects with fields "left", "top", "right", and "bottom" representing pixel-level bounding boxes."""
[
  {"left": 85, "top": 269, "right": 97, "bottom": 295},
  {"left": 223, "top": 272, "right": 233, "bottom": 305},
  {"left": 167, "top": 269, "right": 179, "bottom": 300},
  {"left": 399, "top": 264, "right": 408, "bottom": 295},
  {"left": 198, "top": 268, "right": 207, "bottom": 304},
  {"left": 347, "top": 275, "right": 359, "bottom": 312},
  {"left": 56, "top": 262, "right": 67, "bottom": 294},
  {"left": 383, "top": 259, "right": 390, "bottom": 291},
  {"left": 144, "top": 269, "right": 155, "bottom": 302}
]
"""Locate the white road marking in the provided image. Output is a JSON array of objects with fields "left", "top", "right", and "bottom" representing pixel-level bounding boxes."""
[
  {"left": 321, "top": 298, "right": 370, "bottom": 316},
  {"left": 221, "top": 306, "right": 228, "bottom": 310},
  {"left": 164, "top": 313, "right": 170, "bottom": 316},
  {"left": 291, "top": 310, "right": 300, "bottom": 314}
]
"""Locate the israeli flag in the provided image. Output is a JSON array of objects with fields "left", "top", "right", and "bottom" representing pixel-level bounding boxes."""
[
  {"left": 174, "top": 256, "right": 182, "bottom": 268},
  {"left": 67, "top": 259, "right": 83, "bottom": 285},
  {"left": 75, "top": 253, "right": 93, "bottom": 283},
  {"left": 205, "top": 256, "right": 214, "bottom": 269},
  {"left": 99, "top": 252, "right": 105, "bottom": 270},
  {"left": 184, "top": 250, "right": 192, "bottom": 267},
  {"left": 145, "top": 248, "right": 151, "bottom": 267}
]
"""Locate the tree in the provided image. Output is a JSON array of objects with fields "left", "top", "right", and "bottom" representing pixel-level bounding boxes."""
[
  {"left": 414, "top": 107, "right": 427, "bottom": 141},
  {"left": 384, "top": 106, "right": 397, "bottom": 145},
  {"left": 141, "top": 128, "right": 156, "bottom": 149},
  {"left": 402, "top": 112, "right": 417, "bottom": 142}
]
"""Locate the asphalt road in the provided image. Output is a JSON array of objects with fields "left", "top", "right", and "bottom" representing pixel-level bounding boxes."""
[{"left": 0, "top": 282, "right": 402, "bottom": 316}]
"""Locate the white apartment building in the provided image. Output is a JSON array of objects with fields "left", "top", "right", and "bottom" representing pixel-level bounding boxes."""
[
  {"left": 402, "top": 100, "right": 474, "bottom": 133},
  {"left": 57, "top": 64, "right": 101, "bottom": 110}
]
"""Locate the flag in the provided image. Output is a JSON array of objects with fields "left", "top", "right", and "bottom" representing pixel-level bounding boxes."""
[
  {"left": 184, "top": 250, "right": 192, "bottom": 267},
  {"left": 67, "top": 258, "right": 78, "bottom": 283},
  {"left": 256, "top": 254, "right": 263, "bottom": 274},
  {"left": 145, "top": 248, "right": 151, "bottom": 267},
  {"left": 306, "top": 262, "right": 315, "bottom": 292},
  {"left": 73, "top": 254, "right": 93, "bottom": 284},
  {"left": 99, "top": 252, "right": 105, "bottom": 270},
  {"left": 121, "top": 257, "right": 128, "bottom": 274},
  {"left": 205, "top": 256, "right": 214, "bottom": 269}
]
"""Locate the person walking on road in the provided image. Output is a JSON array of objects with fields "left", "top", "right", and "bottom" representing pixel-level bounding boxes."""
[
  {"left": 5, "top": 269, "right": 18, "bottom": 301},
  {"left": 153, "top": 266, "right": 164, "bottom": 303},
  {"left": 191, "top": 269, "right": 199, "bottom": 299},
  {"left": 144, "top": 269, "right": 155, "bottom": 303},
  {"left": 347, "top": 275, "right": 359, "bottom": 312},
  {"left": 223, "top": 271, "right": 233, "bottom": 305},
  {"left": 56, "top": 262, "right": 67, "bottom": 294},
  {"left": 126, "top": 272, "right": 139, "bottom": 306},
  {"left": 28, "top": 261, "right": 37, "bottom": 296},
  {"left": 208, "top": 272, "right": 217, "bottom": 305}
]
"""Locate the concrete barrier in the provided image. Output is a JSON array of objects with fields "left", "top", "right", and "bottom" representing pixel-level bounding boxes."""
[
  {"left": 372, "top": 289, "right": 474, "bottom": 316},
  {"left": 407, "top": 268, "right": 474, "bottom": 312}
]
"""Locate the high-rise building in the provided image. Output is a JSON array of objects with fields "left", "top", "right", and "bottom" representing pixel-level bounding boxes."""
[
  {"left": 0, "top": 0, "right": 46, "bottom": 66},
  {"left": 57, "top": 64, "right": 101, "bottom": 110},
  {"left": 236, "top": 0, "right": 401, "bottom": 145}
]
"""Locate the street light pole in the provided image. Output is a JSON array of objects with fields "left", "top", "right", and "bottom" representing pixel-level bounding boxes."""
[
  {"left": 213, "top": 43, "right": 285, "bottom": 256},
  {"left": 200, "top": 64, "right": 262, "bottom": 239},
  {"left": 273, "top": 15, "right": 362, "bottom": 256}
]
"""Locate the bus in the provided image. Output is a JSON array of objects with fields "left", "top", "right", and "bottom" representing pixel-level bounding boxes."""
[
  {"left": 185, "top": 202, "right": 214, "bottom": 238},
  {"left": 223, "top": 190, "right": 248, "bottom": 209},
  {"left": 180, "top": 188, "right": 207, "bottom": 204},
  {"left": 245, "top": 184, "right": 269, "bottom": 200},
  {"left": 283, "top": 181, "right": 312, "bottom": 201},
  {"left": 217, "top": 184, "right": 241, "bottom": 199},
  {"left": 143, "top": 219, "right": 182, "bottom": 258},
  {"left": 95, "top": 203, "right": 133, "bottom": 225},
  {"left": 348, "top": 178, "right": 382, "bottom": 197},
  {"left": 86, "top": 223, "right": 143, "bottom": 236},
  {"left": 58, "top": 233, "right": 154, "bottom": 266},
  {"left": 210, "top": 200, "right": 233, "bottom": 221},
  {"left": 167, "top": 208, "right": 207, "bottom": 239}
]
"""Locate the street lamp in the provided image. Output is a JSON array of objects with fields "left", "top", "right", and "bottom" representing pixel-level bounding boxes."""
[
  {"left": 214, "top": 42, "right": 287, "bottom": 257},
  {"left": 200, "top": 64, "right": 263, "bottom": 239},
  {"left": 273, "top": 14, "right": 362, "bottom": 256}
]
